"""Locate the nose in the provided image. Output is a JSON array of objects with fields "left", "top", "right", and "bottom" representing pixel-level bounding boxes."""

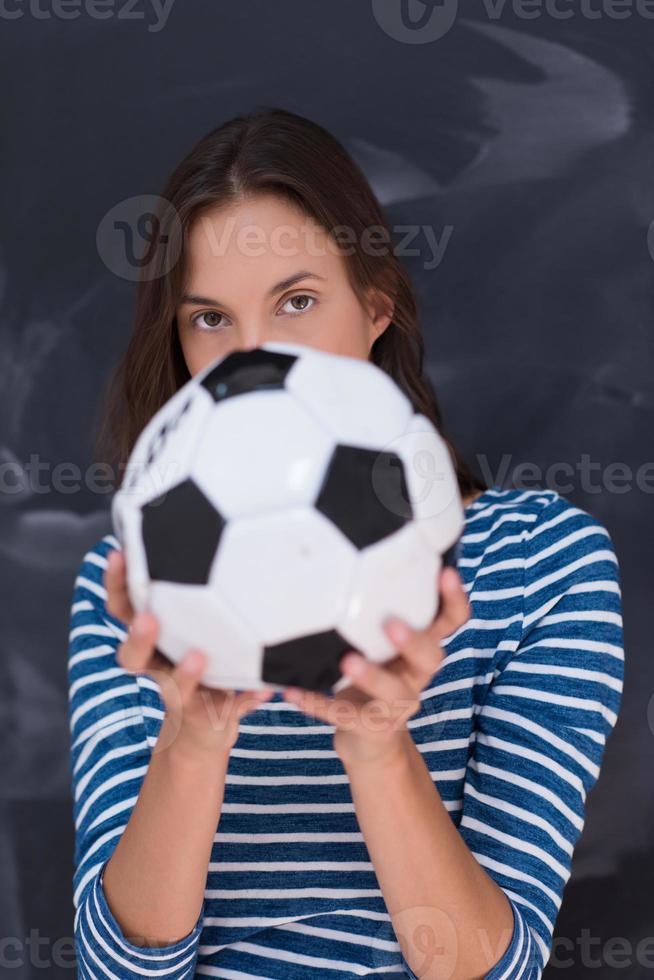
[{"left": 232, "top": 323, "right": 273, "bottom": 353}]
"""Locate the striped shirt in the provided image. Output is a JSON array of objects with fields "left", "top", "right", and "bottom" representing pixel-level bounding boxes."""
[{"left": 67, "top": 485, "right": 624, "bottom": 979}]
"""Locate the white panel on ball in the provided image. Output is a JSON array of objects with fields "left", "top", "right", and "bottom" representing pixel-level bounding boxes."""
[
  {"left": 118, "top": 383, "right": 214, "bottom": 503},
  {"left": 272, "top": 341, "right": 413, "bottom": 447},
  {"left": 113, "top": 510, "right": 149, "bottom": 614},
  {"left": 192, "top": 389, "right": 335, "bottom": 519},
  {"left": 111, "top": 384, "right": 215, "bottom": 616},
  {"left": 148, "top": 580, "right": 265, "bottom": 689},
  {"left": 387, "top": 412, "right": 464, "bottom": 553},
  {"left": 212, "top": 507, "right": 357, "bottom": 645},
  {"left": 338, "top": 523, "right": 440, "bottom": 660}
]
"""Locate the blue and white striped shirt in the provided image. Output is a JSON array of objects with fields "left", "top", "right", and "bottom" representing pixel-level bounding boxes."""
[{"left": 67, "top": 485, "right": 624, "bottom": 978}]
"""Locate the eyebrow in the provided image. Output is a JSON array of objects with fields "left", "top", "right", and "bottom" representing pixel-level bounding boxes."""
[{"left": 179, "top": 271, "right": 328, "bottom": 308}]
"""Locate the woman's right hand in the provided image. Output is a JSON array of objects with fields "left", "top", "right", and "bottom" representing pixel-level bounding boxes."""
[{"left": 104, "top": 548, "right": 274, "bottom": 758}]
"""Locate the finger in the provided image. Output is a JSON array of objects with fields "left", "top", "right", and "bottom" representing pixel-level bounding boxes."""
[
  {"left": 105, "top": 550, "right": 135, "bottom": 624},
  {"left": 432, "top": 567, "right": 471, "bottom": 639},
  {"left": 117, "top": 612, "right": 161, "bottom": 674},
  {"left": 161, "top": 649, "right": 208, "bottom": 709},
  {"left": 337, "top": 651, "right": 416, "bottom": 704},
  {"left": 383, "top": 617, "right": 443, "bottom": 684}
]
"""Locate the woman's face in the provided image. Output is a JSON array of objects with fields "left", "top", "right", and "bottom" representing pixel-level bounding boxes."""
[{"left": 176, "top": 193, "right": 392, "bottom": 377}]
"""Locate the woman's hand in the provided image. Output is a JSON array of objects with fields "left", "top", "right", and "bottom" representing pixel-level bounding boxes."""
[
  {"left": 282, "top": 566, "right": 472, "bottom": 767},
  {"left": 104, "top": 549, "right": 274, "bottom": 759}
]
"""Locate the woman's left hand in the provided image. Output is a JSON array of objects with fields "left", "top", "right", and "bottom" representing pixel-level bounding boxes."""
[{"left": 282, "top": 566, "right": 472, "bottom": 767}]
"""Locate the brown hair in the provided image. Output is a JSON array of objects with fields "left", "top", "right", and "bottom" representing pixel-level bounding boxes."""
[{"left": 94, "top": 106, "right": 486, "bottom": 500}]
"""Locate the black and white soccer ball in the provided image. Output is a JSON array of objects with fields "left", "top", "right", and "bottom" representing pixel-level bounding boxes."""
[{"left": 110, "top": 341, "right": 464, "bottom": 693}]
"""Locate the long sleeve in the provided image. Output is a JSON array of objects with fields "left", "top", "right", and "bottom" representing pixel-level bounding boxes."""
[
  {"left": 449, "top": 496, "right": 624, "bottom": 979},
  {"left": 66, "top": 536, "right": 206, "bottom": 979}
]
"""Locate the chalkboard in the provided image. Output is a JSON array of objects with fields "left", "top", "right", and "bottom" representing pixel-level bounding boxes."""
[{"left": 1, "top": 2, "right": 650, "bottom": 976}]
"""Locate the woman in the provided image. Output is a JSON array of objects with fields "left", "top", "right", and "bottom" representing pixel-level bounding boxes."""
[{"left": 67, "top": 107, "right": 624, "bottom": 979}]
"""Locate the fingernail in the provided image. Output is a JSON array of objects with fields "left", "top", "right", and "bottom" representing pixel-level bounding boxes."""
[
  {"left": 132, "top": 616, "right": 149, "bottom": 637},
  {"left": 386, "top": 618, "right": 408, "bottom": 644},
  {"left": 181, "top": 651, "right": 203, "bottom": 673},
  {"left": 342, "top": 653, "right": 365, "bottom": 674}
]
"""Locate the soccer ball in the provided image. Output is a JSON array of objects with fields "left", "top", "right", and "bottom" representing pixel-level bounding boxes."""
[{"left": 110, "top": 341, "right": 464, "bottom": 694}]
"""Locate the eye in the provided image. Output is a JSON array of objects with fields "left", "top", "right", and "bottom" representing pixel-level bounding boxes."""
[
  {"left": 190, "top": 310, "right": 226, "bottom": 331},
  {"left": 279, "top": 293, "right": 317, "bottom": 315}
]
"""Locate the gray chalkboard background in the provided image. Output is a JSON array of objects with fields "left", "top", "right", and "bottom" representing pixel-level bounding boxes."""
[{"left": 1, "top": 1, "right": 652, "bottom": 976}]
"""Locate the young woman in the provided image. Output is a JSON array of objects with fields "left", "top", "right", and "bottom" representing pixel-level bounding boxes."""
[{"left": 67, "top": 107, "right": 624, "bottom": 979}]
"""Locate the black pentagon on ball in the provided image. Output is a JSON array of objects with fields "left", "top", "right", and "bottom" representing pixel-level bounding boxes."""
[
  {"left": 262, "top": 629, "right": 352, "bottom": 692},
  {"left": 200, "top": 348, "right": 298, "bottom": 402},
  {"left": 141, "top": 478, "right": 226, "bottom": 585},
  {"left": 315, "top": 444, "right": 413, "bottom": 550}
]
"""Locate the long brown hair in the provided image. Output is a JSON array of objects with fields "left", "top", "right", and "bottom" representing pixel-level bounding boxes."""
[{"left": 94, "top": 106, "right": 486, "bottom": 500}]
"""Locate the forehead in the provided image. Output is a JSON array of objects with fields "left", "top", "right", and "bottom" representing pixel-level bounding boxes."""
[{"left": 184, "top": 194, "right": 345, "bottom": 284}]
